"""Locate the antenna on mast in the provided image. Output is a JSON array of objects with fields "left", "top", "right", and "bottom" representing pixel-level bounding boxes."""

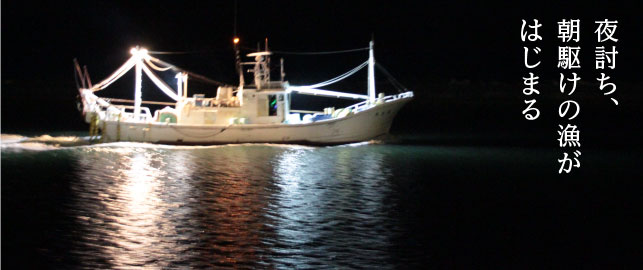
[{"left": 233, "top": 0, "right": 238, "bottom": 38}]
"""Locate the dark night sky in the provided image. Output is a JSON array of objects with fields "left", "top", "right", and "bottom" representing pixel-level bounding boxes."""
[
  {"left": 1, "top": 0, "right": 641, "bottom": 136},
  {"left": 3, "top": 3, "right": 641, "bottom": 268}
]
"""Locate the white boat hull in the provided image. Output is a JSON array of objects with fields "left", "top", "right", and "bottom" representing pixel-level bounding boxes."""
[{"left": 97, "top": 97, "right": 411, "bottom": 145}]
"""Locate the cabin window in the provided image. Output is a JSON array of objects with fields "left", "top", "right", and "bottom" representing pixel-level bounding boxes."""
[
  {"left": 193, "top": 94, "right": 205, "bottom": 107},
  {"left": 268, "top": 95, "right": 278, "bottom": 116}
]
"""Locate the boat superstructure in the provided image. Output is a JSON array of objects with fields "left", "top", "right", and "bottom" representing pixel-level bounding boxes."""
[{"left": 76, "top": 40, "right": 413, "bottom": 145}]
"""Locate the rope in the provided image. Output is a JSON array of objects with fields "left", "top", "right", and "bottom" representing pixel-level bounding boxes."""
[
  {"left": 375, "top": 63, "right": 409, "bottom": 93},
  {"left": 148, "top": 50, "right": 223, "bottom": 55},
  {"left": 147, "top": 56, "right": 229, "bottom": 86},
  {"left": 104, "top": 98, "right": 176, "bottom": 106},
  {"left": 144, "top": 58, "right": 172, "bottom": 71},
  {"left": 271, "top": 47, "right": 369, "bottom": 55},
  {"left": 90, "top": 56, "right": 138, "bottom": 92},
  {"left": 169, "top": 125, "right": 230, "bottom": 138},
  {"left": 292, "top": 61, "right": 368, "bottom": 89},
  {"left": 140, "top": 63, "right": 180, "bottom": 101},
  {"left": 157, "top": 46, "right": 369, "bottom": 56}
]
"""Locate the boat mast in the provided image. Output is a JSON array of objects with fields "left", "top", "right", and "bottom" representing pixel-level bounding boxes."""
[
  {"left": 234, "top": 38, "right": 244, "bottom": 87},
  {"left": 175, "top": 73, "right": 182, "bottom": 98},
  {"left": 250, "top": 41, "right": 271, "bottom": 89},
  {"left": 134, "top": 49, "right": 143, "bottom": 121},
  {"left": 265, "top": 38, "right": 270, "bottom": 81},
  {"left": 367, "top": 40, "right": 376, "bottom": 103},
  {"left": 280, "top": 58, "right": 285, "bottom": 82},
  {"left": 233, "top": 0, "right": 244, "bottom": 88},
  {"left": 175, "top": 72, "right": 188, "bottom": 98}
]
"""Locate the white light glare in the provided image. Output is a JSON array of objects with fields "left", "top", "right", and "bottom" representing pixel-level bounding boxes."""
[{"left": 130, "top": 47, "right": 149, "bottom": 57}]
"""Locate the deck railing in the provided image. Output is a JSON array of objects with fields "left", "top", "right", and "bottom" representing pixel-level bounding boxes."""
[{"left": 345, "top": 91, "right": 414, "bottom": 113}]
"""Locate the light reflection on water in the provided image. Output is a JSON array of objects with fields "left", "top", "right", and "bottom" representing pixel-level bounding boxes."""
[
  {"left": 73, "top": 148, "right": 196, "bottom": 268},
  {"left": 6, "top": 138, "right": 627, "bottom": 268},
  {"left": 67, "top": 143, "right": 395, "bottom": 269},
  {"left": 271, "top": 147, "right": 394, "bottom": 268}
]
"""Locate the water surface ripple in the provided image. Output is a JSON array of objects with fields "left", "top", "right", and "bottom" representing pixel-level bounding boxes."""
[{"left": 2, "top": 139, "right": 635, "bottom": 268}]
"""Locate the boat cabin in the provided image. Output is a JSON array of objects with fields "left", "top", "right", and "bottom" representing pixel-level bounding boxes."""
[{"left": 173, "top": 84, "right": 291, "bottom": 126}]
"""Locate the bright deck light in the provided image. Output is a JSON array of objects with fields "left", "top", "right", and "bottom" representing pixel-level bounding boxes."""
[{"left": 130, "top": 47, "right": 149, "bottom": 56}]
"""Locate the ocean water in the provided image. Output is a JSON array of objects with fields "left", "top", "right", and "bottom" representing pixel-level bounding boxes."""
[{"left": 1, "top": 133, "right": 637, "bottom": 268}]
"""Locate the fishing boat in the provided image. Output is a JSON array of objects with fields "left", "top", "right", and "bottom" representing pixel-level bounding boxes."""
[{"left": 75, "top": 40, "right": 413, "bottom": 145}]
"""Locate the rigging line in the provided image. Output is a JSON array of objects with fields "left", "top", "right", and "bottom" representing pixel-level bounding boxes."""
[
  {"left": 185, "top": 72, "right": 229, "bottom": 86},
  {"left": 90, "top": 56, "right": 138, "bottom": 92},
  {"left": 169, "top": 124, "right": 230, "bottom": 138},
  {"left": 272, "top": 47, "right": 369, "bottom": 55},
  {"left": 386, "top": 78, "right": 407, "bottom": 93},
  {"left": 140, "top": 63, "right": 180, "bottom": 101},
  {"left": 92, "top": 65, "right": 131, "bottom": 91},
  {"left": 147, "top": 57, "right": 231, "bottom": 86},
  {"left": 292, "top": 61, "right": 368, "bottom": 89},
  {"left": 152, "top": 46, "right": 369, "bottom": 55},
  {"left": 382, "top": 73, "right": 406, "bottom": 92},
  {"left": 144, "top": 58, "right": 172, "bottom": 71},
  {"left": 147, "top": 50, "right": 222, "bottom": 55},
  {"left": 241, "top": 46, "right": 369, "bottom": 55},
  {"left": 148, "top": 47, "right": 235, "bottom": 55},
  {"left": 375, "top": 63, "right": 409, "bottom": 93}
]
